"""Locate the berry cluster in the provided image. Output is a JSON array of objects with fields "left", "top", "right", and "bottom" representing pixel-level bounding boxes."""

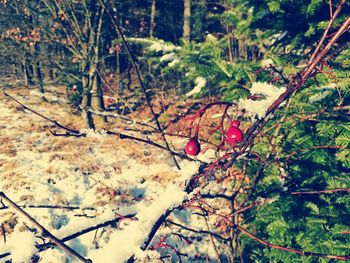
[{"left": 184, "top": 119, "right": 244, "bottom": 156}]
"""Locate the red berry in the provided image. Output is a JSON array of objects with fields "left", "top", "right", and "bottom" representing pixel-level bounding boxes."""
[
  {"left": 185, "top": 137, "right": 201, "bottom": 156},
  {"left": 231, "top": 120, "right": 240, "bottom": 128},
  {"left": 226, "top": 126, "right": 243, "bottom": 145}
]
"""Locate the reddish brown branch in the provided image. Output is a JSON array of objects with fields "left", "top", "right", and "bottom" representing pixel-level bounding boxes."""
[
  {"left": 291, "top": 188, "right": 350, "bottom": 195},
  {"left": 309, "top": 0, "right": 346, "bottom": 62},
  {"left": 284, "top": 145, "right": 344, "bottom": 160},
  {"left": 236, "top": 224, "right": 350, "bottom": 261}
]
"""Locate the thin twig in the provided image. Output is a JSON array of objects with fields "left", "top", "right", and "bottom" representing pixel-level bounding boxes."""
[
  {"left": 3, "top": 90, "right": 196, "bottom": 162},
  {"left": 236, "top": 224, "right": 350, "bottom": 261},
  {"left": 283, "top": 145, "right": 344, "bottom": 160},
  {"left": 3, "top": 91, "right": 80, "bottom": 134},
  {"left": 0, "top": 213, "right": 136, "bottom": 260},
  {"left": 97, "top": 0, "right": 181, "bottom": 170},
  {"left": 309, "top": 0, "right": 346, "bottom": 63},
  {"left": 291, "top": 188, "right": 350, "bottom": 195},
  {"left": 166, "top": 220, "right": 229, "bottom": 242},
  {"left": 0, "top": 204, "right": 95, "bottom": 211}
]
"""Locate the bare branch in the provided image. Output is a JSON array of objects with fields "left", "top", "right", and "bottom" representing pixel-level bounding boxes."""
[
  {"left": 97, "top": 0, "right": 181, "bottom": 170},
  {"left": 0, "top": 192, "right": 91, "bottom": 263},
  {"left": 3, "top": 90, "right": 196, "bottom": 162},
  {"left": 236, "top": 224, "right": 350, "bottom": 261},
  {"left": 291, "top": 188, "right": 350, "bottom": 195}
]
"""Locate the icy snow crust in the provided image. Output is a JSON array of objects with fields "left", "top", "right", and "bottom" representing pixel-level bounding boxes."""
[{"left": 0, "top": 91, "right": 201, "bottom": 262}]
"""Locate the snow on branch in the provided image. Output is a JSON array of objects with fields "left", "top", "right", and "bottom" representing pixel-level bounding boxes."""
[{"left": 88, "top": 184, "right": 190, "bottom": 262}]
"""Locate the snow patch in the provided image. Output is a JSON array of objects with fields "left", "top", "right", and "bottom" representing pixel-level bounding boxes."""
[
  {"left": 89, "top": 184, "right": 188, "bottom": 263},
  {"left": 6, "top": 231, "right": 37, "bottom": 263},
  {"left": 79, "top": 128, "right": 108, "bottom": 138},
  {"left": 186, "top": 77, "right": 207, "bottom": 97},
  {"left": 260, "top": 58, "right": 274, "bottom": 67},
  {"left": 238, "top": 82, "right": 286, "bottom": 118},
  {"left": 160, "top": 52, "right": 175, "bottom": 62}
]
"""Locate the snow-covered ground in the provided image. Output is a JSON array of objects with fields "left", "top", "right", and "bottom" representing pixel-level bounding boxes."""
[{"left": 0, "top": 88, "right": 206, "bottom": 262}]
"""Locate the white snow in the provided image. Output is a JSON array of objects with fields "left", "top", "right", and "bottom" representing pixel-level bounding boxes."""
[
  {"left": 168, "top": 58, "right": 181, "bottom": 67},
  {"left": 238, "top": 82, "right": 286, "bottom": 118},
  {"left": 5, "top": 231, "right": 37, "bottom": 263},
  {"left": 79, "top": 128, "right": 108, "bottom": 138},
  {"left": 260, "top": 58, "right": 274, "bottom": 67},
  {"left": 0, "top": 91, "right": 203, "bottom": 262},
  {"left": 186, "top": 77, "right": 207, "bottom": 97},
  {"left": 148, "top": 40, "right": 180, "bottom": 53},
  {"left": 88, "top": 184, "right": 188, "bottom": 263},
  {"left": 309, "top": 89, "right": 332, "bottom": 103},
  {"left": 160, "top": 52, "right": 176, "bottom": 62}
]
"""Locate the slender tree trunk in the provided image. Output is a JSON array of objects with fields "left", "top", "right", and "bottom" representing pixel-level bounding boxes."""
[
  {"left": 23, "top": 60, "right": 29, "bottom": 87},
  {"left": 238, "top": 37, "right": 247, "bottom": 60},
  {"left": 23, "top": 55, "right": 34, "bottom": 86},
  {"left": 30, "top": 44, "right": 44, "bottom": 92},
  {"left": 183, "top": 0, "right": 191, "bottom": 42},
  {"left": 92, "top": 72, "right": 108, "bottom": 123},
  {"left": 226, "top": 25, "right": 234, "bottom": 64},
  {"left": 81, "top": 60, "right": 95, "bottom": 130},
  {"left": 150, "top": 0, "right": 156, "bottom": 37}
]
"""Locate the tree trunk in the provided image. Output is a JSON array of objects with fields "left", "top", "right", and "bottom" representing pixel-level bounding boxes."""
[
  {"left": 91, "top": 71, "right": 108, "bottom": 124},
  {"left": 23, "top": 55, "right": 34, "bottom": 86},
  {"left": 81, "top": 60, "right": 96, "bottom": 130},
  {"left": 150, "top": 0, "right": 156, "bottom": 37},
  {"left": 226, "top": 25, "right": 234, "bottom": 64},
  {"left": 238, "top": 37, "right": 247, "bottom": 60},
  {"left": 183, "top": 0, "right": 191, "bottom": 42},
  {"left": 30, "top": 44, "right": 44, "bottom": 93}
]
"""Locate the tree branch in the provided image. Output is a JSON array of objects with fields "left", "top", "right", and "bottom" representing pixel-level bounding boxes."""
[
  {"left": 236, "top": 224, "right": 350, "bottom": 261},
  {"left": 2, "top": 90, "right": 196, "bottom": 162},
  {"left": 97, "top": 0, "right": 181, "bottom": 170},
  {"left": 0, "top": 192, "right": 91, "bottom": 263}
]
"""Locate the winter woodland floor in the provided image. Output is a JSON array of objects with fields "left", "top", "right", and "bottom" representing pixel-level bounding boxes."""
[{"left": 0, "top": 85, "right": 220, "bottom": 262}]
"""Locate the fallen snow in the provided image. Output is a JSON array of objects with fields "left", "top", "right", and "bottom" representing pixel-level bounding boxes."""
[
  {"left": 4, "top": 230, "right": 37, "bottom": 263},
  {"left": 238, "top": 82, "right": 286, "bottom": 118},
  {"left": 0, "top": 91, "right": 202, "bottom": 262},
  {"left": 260, "top": 58, "right": 274, "bottom": 67},
  {"left": 89, "top": 184, "right": 188, "bottom": 263}
]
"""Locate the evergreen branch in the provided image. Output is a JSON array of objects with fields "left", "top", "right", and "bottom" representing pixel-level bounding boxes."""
[{"left": 239, "top": 15, "right": 350, "bottom": 157}]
